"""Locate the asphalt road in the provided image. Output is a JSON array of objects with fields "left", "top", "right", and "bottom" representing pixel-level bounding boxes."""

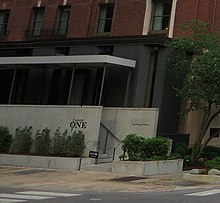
[
  {"left": 1, "top": 167, "right": 220, "bottom": 203},
  {"left": 1, "top": 187, "right": 220, "bottom": 203}
]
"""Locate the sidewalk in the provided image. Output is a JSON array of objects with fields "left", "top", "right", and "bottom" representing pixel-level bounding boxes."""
[{"left": 0, "top": 166, "right": 211, "bottom": 193}]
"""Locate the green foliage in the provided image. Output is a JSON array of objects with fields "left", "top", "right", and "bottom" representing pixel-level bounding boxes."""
[
  {"left": 121, "top": 134, "right": 170, "bottom": 161},
  {"left": 173, "top": 142, "right": 192, "bottom": 157},
  {"left": 167, "top": 20, "right": 220, "bottom": 163},
  {"left": 200, "top": 146, "right": 220, "bottom": 161},
  {"left": 204, "top": 157, "right": 220, "bottom": 170},
  {"left": 171, "top": 142, "right": 193, "bottom": 166},
  {"left": 66, "top": 131, "right": 85, "bottom": 157},
  {"left": 168, "top": 20, "right": 220, "bottom": 111},
  {"left": 0, "top": 125, "right": 12, "bottom": 153},
  {"left": 121, "top": 134, "right": 145, "bottom": 161},
  {"left": 13, "top": 126, "right": 33, "bottom": 154},
  {"left": 34, "top": 128, "right": 51, "bottom": 154},
  {"left": 51, "top": 128, "right": 69, "bottom": 156},
  {"left": 51, "top": 128, "right": 85, "bottom": 157}
]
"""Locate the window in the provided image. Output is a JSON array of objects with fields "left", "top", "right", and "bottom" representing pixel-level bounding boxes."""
[
  {"left": 57, "top": 7, "right": 70, "bottom": 35},
  {"left": 97, "top": 4, "right": 114, "bottom": 33},
  {"left": 210, "top": 128, "right": 220, "bottom": 138},
  {"left": 152, "top": 1, "right": 172, "bottom": 31},
  {"left": 32, "top": 7, "right": 45, "bottom": 36},
  {"left": 0, "top": 10, "right": 9, "bottom": 37}
]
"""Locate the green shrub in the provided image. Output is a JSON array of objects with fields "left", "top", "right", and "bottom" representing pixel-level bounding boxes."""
[
  {"left": 0, "top": 125, "right": 12, "bottom": 153},
  {"left": 122, "top": 134, "right": 145, "bottom": 161},
  {"left": 51, "top": 128, "right": 85, "bottom": 157},
  {"left": 171, "top": 142, "right": 193, "bottom": 166},
  {"left": 200, "top": 145, "right": 220, "bottom": 161},
  {"left": 174, "top": 142, "right": 192, "bottom": 157},
  {"left": 142, "top": 137, "right": 170, "bottom": 159},
  {"left": 121, "top": 134, "right": 170, "bottom": 161},
  {"left": 34, "top": 128, "right": 51, "bottom": 154},
  {"left": 66, "top": 131, "right": 85, "bottom": 157},
  {"left": 51, "top": 128, "right": 69, "bottom": 156},
  {"left": 13, "top": 126, "right": 33, "bottom": 154},
  {"left": 204, "top": 157, "right": 220, "bottom": 170}
]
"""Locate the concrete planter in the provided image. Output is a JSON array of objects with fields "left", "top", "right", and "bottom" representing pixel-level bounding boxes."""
[
  {"left": 0, "top": 154, "right": 95, "bottom": 170},
  {"left": 111, "top": 159, "right": 183, "bottom": 176}
]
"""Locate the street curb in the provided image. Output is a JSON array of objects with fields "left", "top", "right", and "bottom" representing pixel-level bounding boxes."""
[{"left": 183, "top": 173, "right": 220, "bottom": 184}]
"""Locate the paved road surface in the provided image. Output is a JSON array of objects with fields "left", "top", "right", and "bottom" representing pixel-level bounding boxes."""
[
  {"left": 1, "top": 187, "right": 220, "bottom": 203},
  {"left": 1, "top": 167, "right": 220, "bottom": 202}
]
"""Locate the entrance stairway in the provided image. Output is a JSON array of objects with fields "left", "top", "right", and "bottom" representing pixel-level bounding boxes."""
[
  {"left": 83, "top": 122, "right": 121, "bottom": 173},
  {"left": 84, "top": 153, "right": 113, "bottom": 172},
  {"left": 83, "top": 162, "right": 112, "bottom": 172}
]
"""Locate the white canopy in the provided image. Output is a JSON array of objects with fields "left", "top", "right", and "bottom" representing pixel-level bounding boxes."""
[{"left": 0, "top": 55, "right": 136, "bottom": 68}]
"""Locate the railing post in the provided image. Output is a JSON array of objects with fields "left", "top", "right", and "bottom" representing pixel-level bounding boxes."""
[
  {"left": 112, "top": 148, "right": 116, "bottom": 161},
  {"left": 104, "top": 131, "right": 109, "bottom": 154},
  {"left": 78, "top": 145, "right": 85, "bottom": 171},
  {"left": 95, "top": 141, "right": 100, "bottom": 165}
]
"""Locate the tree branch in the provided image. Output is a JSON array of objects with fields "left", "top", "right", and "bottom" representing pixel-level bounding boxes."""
[
  {"left": 201, "top": 108, "right": 220, "bottom": 140},
  {"left": 201, "top": 129, "right": 220, "bottom": 152}
]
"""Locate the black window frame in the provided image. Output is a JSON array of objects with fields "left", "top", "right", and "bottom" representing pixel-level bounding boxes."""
[
  {"left": 0, "top": 9, "right": 10, "bottom": 37},
  {"left": 150, "top": 0, "right": 172, "bottom": 33},
  {"left": 210, "top": 128, "right": 220, "bottom": 138},
  {"left": 56, "top": 6, "right": 71, "bottom": 36},
  {"left": 96, "top": 3, "right": 114, "bottom": 34},
  {"left": 31, "top": 7, "right": 45, "bottom": 36}
]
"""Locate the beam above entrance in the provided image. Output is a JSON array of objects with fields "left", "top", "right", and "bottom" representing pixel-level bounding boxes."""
[{"left": 0, "top": 55, "right": 136, "bottom": 68}]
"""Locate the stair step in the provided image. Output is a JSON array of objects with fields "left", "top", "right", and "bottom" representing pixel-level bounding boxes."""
[
  {"left": 98, "top": 153, "right": 108, "bottom": 159},
  {"left": 84, "top": 163, "right": 112, "bottom": 172},
  {"left": 97, "top": 157, "right": 113, "bottom": 164}
]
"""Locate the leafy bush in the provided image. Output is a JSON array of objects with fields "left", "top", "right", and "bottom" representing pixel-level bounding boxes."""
[
  {"left": 34, "top": 128, "right": 51, "bottom": 154},
  {"left": 200, "top": 145, "right": 220, "bottom": 161},
  {"left": 51, "top": 128, "right": 69, "bottom": 156},
  {"left": 121, "top": 134, "right": 170, "bottom": 161},
  {"left": 13, "top": 126, "right": 33, "bottom": 154},
  {"left": 0, "top": 125, "right": 12, "bottom": 153},
  {"left": 174, "top": 142, "right": 192, "bottom": 157},
  {"left": 51, "top": 128, "right": 85, "bottom": 157},
  {"left": 66, "top": 131, "right": 85, "bottom": 157},
  {"left": 121, "top": 134, "right": 145, "bottom": 161},
  {"left": 142, "top": 137, "right": 170, "bottom": 159},
  {"left": 171, "top": 142, "right": 193, "bottom": 167},
  {"left": 204, "top": 157, "right": 220, "bottom": 170}
]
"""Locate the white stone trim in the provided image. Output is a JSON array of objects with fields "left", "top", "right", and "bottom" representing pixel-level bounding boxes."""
[
  {"left": 37, "top": 0, "right": 42, "bottom": 7},
  {"left": 168, "top": 0, "right": 178, "bottom": 38},
  {"left": 142, "top": 0, "right": 152, "bottom": 35},
  {"left": 0, "top": 55, "right": 136, "bottom": 68}
]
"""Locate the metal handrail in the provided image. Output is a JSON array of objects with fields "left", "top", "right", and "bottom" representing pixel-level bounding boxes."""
[
  {"left": 100, "top": 122, "right": 121, "bottom": 142},
  {"left": 100, "top": 122, "right": 121, "bottom": 155}
]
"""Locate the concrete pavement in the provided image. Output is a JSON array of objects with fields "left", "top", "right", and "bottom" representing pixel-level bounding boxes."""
[{"left": 0, "top": 166, "right": 214, "bottom": 193}]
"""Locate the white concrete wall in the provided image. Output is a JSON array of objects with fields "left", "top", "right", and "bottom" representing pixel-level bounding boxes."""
[
  {"left": 0, "top": 154, "right": 95, "bottom": 170},
  {"left": 102, "top": 108, "right": 159, "bottom": 138},
  {"left": 0, "top": 105, "right": 102, "bottom": 155},
  {"left": 100, "top": 108, "right": 159, "bottom": 160},
  {"left": 112, "top": 159, "right": 183, "bottom": 176}
]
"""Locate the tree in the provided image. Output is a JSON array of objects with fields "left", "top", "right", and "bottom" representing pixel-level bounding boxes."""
[{"left": 167, "top": 20, "right": 220, "bottom": 163}]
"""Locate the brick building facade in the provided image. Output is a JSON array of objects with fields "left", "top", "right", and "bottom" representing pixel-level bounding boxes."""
[{"left": 4, "top": 0, "right": 218, "bottom": 150}]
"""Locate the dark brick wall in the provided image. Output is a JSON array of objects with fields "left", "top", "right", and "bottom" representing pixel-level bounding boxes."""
[
  {"left": 174, "top": 0, "right": 220, "bottom": 37},
  {"left": 0, "top": 0, "right": 147, "bottom": 41}
]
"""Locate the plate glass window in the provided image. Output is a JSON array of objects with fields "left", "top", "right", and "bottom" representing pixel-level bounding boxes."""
[
  {"left": 32, "top": 8, "right": 45, "bottom": 36},
  {"left": 152, "top": 1, "right": 171, "bottom": 31},
  {"left": 97, "top": 4, "right": 114, "bottom": 33},
  {"left": 58, "top": 7, "right": 70, "bottom": 35}
]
